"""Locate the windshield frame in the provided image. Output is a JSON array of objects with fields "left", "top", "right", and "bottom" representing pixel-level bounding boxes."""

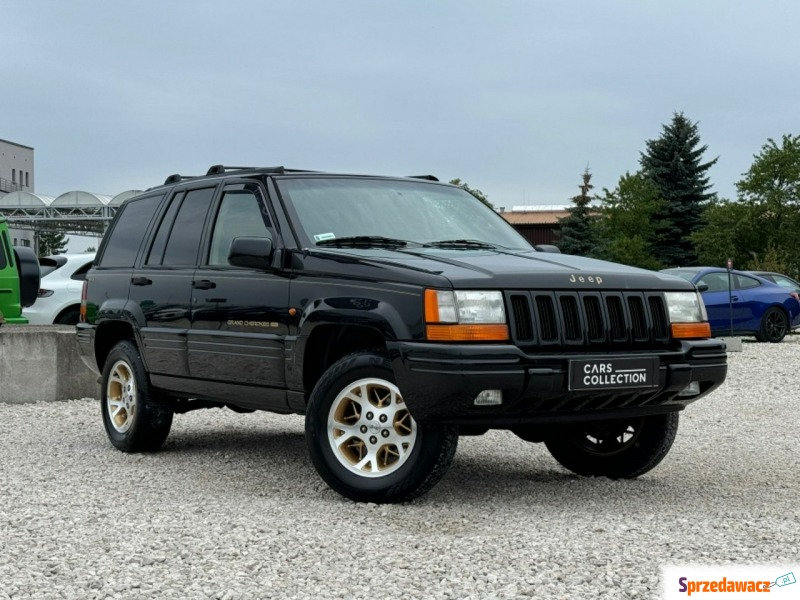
[{"left": 273, "top": 175, "right": 533, "bottom": 252}]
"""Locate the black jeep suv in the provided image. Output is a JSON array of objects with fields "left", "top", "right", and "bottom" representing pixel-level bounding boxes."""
[{"left": 77, "top": 166, "right": 727, "bottom": 503}]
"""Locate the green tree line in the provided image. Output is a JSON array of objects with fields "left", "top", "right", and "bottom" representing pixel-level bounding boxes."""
[{"left": 556, "top": 113, "right": 800, "bottom": 277}]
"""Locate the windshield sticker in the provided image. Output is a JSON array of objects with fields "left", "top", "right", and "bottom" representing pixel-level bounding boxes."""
[{"left": 314, "top": 233, "right": 336, "bottom": 242}]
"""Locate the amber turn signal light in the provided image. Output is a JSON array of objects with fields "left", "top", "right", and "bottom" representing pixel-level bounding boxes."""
[{"left": 671, "top": 322, "right": 711, "bottom": 339}]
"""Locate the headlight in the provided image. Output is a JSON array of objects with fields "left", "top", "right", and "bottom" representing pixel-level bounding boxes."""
[
  {"left": 664, "top": 291, "right": 707, "bottom": 322},
  {"left": 664, "top": 291, "right": 711, "bottom": 339},
  {"left": 425, "top": 289, "right": 509, "bottom": 341}
]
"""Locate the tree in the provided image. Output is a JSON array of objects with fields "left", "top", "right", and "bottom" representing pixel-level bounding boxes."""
[
  {"left": 596, "top": 172, "right": 667, "bottom": 270},
  {"left": 556, "top": 168, "right": 600, "bottom": 256},
  {"left": 640, "top": 112, "right": 717, "bottom": 266},
  {"left": 38, "top": 228, "right": 69, "bottom": 256},
  {"left": 449, "top": 178, "right": 493, "bottom": 209},
  {"left": 694, "top": 134, "right": 800, "bottom": 275}
]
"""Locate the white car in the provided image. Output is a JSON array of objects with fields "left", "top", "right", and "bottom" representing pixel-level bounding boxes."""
[{"left": 24, "top": 253, "right": 95, "bottom": 325}]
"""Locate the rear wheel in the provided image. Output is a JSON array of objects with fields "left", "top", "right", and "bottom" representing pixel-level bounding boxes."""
[
  {"left": 755, "top": 307, "right": 787, "bottom": 343},
  {"left": 101, "top": 340, "right": 173, "bottom": 452},
  {"left": 305, "top": 351, "right": 458, "bottom": 503},
  {"left": 544, "top": 413, "right": 679, "bottom": 478},
  {"left": 55, "top": 307, "right": 80, "bottom": 325}
]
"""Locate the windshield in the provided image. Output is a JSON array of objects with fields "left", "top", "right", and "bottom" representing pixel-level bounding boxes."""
[{"left": 276, "top": 178, "right": 532, "bottom": 251}]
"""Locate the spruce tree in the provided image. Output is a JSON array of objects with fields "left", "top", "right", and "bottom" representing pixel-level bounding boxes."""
[
  {"left": 38, "top": 228, "right": 69, "bottom": 256},
  {"left": 556, "top": 168, "right": 598, "bottom": 256},
  {"left": 640, "top": 112, "right": 717, "bottom": 266}
]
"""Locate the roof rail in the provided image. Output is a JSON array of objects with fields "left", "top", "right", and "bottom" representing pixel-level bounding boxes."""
[
  {"left": 206, "top": 165, "right": 286, "bottom": 176},
  {"left": 408, "top": 175, "right": 439, "bottom": 182}
]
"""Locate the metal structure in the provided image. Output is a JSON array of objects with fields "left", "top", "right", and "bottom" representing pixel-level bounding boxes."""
[{"left": 0, "top": 190, "right": 141, "bottom": 236}]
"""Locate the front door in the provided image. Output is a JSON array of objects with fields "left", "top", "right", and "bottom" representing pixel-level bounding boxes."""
[{"left": 188, "top": 182, "right": 290, "bottom": 388}]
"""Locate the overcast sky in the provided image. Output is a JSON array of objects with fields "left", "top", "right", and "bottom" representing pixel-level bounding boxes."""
[{"left": 4, "top": 1, "right": 799, "bottom": 213}]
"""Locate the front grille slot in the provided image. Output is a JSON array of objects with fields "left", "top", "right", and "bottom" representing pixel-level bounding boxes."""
[
  {"left": 559, "top": 295, "right": 583, "bottom": 344},
  {"left": 534, "top": 294, "right": 559, "bottom": 343},
  {"left": 510, "top": 294, "right": 534, "bottom": 342},
  {"left": 507, "top": 289, "right": 671, "bottom": 350},
  {"left": 649, "top": 295, "right": 670, "bottom": 341},
  {"left": 583, "top": 294, "right": 605, "bottom": 343},
  {"left": 606, "top": 295, "right": 627, "bottom": 342},
  {"left": 628, "top": 295, "right": 648, "bottom": 341}
]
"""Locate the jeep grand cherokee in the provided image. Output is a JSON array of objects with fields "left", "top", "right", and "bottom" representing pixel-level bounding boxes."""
[{"left": 76, "top": 166, "right": 727, "bottom": 503}]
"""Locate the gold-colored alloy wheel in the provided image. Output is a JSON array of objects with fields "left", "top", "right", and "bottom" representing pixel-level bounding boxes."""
[
  {"left": 106, "top": 359, "right": 137, "bottom": 434},
  {"left": 327, "top": 377, "right": 417, "bottom": 478}
]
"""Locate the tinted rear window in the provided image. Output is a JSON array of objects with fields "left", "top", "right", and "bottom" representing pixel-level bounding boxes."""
[
  {"left": 161, "top": 188, "right": 215, "bottom": 266},
  {"left": 99, "top": 195, "right": 163, "bottom": 268}
]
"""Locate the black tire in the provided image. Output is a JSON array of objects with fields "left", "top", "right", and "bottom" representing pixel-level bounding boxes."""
[
  {"left": 100, "top": 340, "right": 173, "bottom": 452},
  {"left": 55, "top": 307, "right": 80, "bottom": 325},
  {"left": 544, "top": 413, "right": 679, "bottom": 479},
  {"left": 305, "top": 351, "right": 458, "bottom": 503},
  {"left": 755, "top": 307, "right": 788, "bottom": 343}
]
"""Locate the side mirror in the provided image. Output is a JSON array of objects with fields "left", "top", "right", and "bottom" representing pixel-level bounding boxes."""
[
  {"left": 228, "top": 237, "right": 273, "bottom": 269},
  {"left": 534, "top": 244, "right": 561, "bottom": 253},
  {"left": 696, "top": 283, "right": 709, "bottom": 293}
]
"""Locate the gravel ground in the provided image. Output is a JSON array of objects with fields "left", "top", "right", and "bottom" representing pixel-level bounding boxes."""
[{"left": 1, "top": 339, "right": 798, "bottom": 600}]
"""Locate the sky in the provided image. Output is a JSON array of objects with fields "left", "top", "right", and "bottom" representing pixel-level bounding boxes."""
[{"left": 3, "top": 0, "right": 799, "bottom": 222}]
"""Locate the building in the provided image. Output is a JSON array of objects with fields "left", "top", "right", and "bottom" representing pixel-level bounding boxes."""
[
  {"left": 499, "top": 206, "right": 568, "bottom": 246},
  {"left": 0, "top": 138, "right": 35, "bottom": 247}
]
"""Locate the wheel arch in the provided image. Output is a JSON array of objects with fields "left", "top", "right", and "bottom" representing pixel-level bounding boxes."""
[
  {"left": 94, "top": 319, "right": 139, "bottom": 372},
  {"left": 300, "top": 323, "right": 388, "bottom": 401},
  {"left": 54, "top": 303, "right": 81, "bottom": 324}
]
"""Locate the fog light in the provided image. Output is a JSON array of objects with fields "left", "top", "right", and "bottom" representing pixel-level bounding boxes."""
[
  {"left": 474, "top": 389, "right": 502, "bottom": 406},
  {"left": 678, "top": 381, "right": 701, "bottom": 397}
]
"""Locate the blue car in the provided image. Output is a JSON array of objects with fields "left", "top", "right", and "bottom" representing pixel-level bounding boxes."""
[{"left": 661, "top": 267, "right": 800, "bottom": 343}]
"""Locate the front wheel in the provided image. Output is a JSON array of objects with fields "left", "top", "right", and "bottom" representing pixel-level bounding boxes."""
[
  {"left": 101, "top": 340, "right": 173, "bottom": 452},
  {"left": 755, "top": 307, "right": 788, "bottom": 343},
  {"left": 305, "top": 351, "right": 458, "bottom": 503},
  {"left": 544, "top": 413, "right": 679, "bottom": 478}
]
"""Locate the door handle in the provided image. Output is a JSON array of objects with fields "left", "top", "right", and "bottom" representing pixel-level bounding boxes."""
[
  {"left": 131, "top": 277, "right": 152, "bottom": 286},
  {"left": 192, "top": 280, "right": 216, "bottom": 290},
  {"left": 731, "top": 296, "right": 739, "bottom": 301}
]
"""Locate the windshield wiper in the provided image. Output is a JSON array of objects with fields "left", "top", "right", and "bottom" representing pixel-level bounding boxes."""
[
  {"left": 316, "top": 236, "right": 411, "bottom": 248},
  {"left": 423, "top": 239, "right": 498, "bottom": 249}
]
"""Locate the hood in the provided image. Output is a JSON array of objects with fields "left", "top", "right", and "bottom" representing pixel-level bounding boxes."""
[{"left": 310, "top": 247, "right": 694, "bottom": 291}]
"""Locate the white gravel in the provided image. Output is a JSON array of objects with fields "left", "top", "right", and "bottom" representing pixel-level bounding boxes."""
[{"left": 1, "top": 338, "right": 798, "bottom": 599}]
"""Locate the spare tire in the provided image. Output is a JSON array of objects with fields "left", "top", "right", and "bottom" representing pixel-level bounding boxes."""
[{"left": 14, "top": 247, "right": 40, "bottom": 308}]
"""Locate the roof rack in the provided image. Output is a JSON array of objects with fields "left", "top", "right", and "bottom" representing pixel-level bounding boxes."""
[
  {"left": 163, "top": 174, "right": 196, "bottom": 185},
  {"left": 408, "top": 175, "right": 439, "bottom": 182},
  {"left": 206, "top": 165, "right": 286, "bottom": 176}
]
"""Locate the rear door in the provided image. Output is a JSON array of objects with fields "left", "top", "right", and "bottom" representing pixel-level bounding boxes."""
[
  {"left": 188, "top": 181, "right": 290, "bottom": 388},
  {"left": 130, "top": 186, "right": 217, "bottom": 377}
]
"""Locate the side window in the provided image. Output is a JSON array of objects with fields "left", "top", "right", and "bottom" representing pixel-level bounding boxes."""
[
  {"left": 98, "top": 195, "right": 162, "bottom": 268},
  {"left": 161, "top": 188, "right": 216, "bottom": 266},
  {"left": 698, "top": 273, "right": 729, "bottom": 293},
  {"left": 208, "top": 186, "right": 271, "bottom": 266},
  {"left": 735, "top": 275, "right": 760, "bottom": 290},
  {"left": 146, "top": 191, "right": 185, "bottom": 266},
  {"left": 0, "top": 231, "right": 8, "bottom": 269}
]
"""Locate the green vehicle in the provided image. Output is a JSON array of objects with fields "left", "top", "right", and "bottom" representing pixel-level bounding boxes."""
[{"left": 0, "top": 215, "right": 40, "bottom": 325}]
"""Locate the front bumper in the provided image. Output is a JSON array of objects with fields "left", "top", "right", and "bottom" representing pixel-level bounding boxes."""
[{"left": 387, "top": 339, "right": 727, "bottom": 426}]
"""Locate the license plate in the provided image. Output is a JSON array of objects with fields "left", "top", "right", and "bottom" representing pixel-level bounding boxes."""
[{"left": 568, "top": 357, "right": 659, "bottom": 391}]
